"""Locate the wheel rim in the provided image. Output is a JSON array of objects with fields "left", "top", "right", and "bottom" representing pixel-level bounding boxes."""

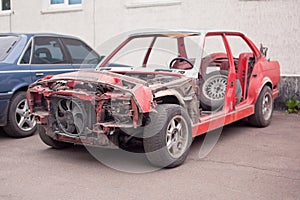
[
  {"left": 166, "top": 115, "right": 189, "bottom": 159},
  {"left": 262, "top": 92, "right": 273, "bottom": 120},
  {"left": 15, "top": 99, "right": 36, "bottom": 131},
  {"left": 55, "top": 99, "right": 85, "bottom": 135},
  {"left": 203, "top": 74, "right": 227, "bottom": 100}
]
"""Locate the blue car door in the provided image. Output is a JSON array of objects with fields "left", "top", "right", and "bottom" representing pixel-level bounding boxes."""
[{"left": 28, "top": 36, "right": 76, "bottom": 83}]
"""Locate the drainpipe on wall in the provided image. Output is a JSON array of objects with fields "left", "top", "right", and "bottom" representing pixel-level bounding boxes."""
[
  {"left": 93, "top": 0, "right": 96, "bottom": 47},
  {"left": 9, "top": 12, "right": 12, "bottom": 32}
]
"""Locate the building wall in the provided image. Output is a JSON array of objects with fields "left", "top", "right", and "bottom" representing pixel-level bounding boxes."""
[
  {"left": 1, "top": 0, "right": 299, "bottom": 105},
  {"left": 0, "top": 0, "right": 95, "bottom": 45},
  {"left": 1, "top": 0, "right": 299, "bottom": 75}
]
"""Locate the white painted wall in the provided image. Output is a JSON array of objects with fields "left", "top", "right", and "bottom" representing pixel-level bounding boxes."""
[{"left": 0, "top": 0, "right": 299, "bottom": 75}]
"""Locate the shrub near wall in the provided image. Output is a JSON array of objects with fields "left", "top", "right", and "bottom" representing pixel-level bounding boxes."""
[{"left": 275, "top": 76, "right": 300, "bottom": 110}]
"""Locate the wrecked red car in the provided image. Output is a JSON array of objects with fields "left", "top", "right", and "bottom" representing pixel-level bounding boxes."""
[{"left": 27, "top": 30, "right": 280, "bottom": 168}]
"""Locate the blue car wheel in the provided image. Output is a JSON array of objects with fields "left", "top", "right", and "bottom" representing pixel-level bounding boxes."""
[{"left": 3, "top": 91, "right": 36, "bottom": 137}]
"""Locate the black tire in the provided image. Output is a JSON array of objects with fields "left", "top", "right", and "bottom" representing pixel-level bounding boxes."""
[
  {"left": 200, "top": 70, "right": 228, "bottom": 110},
  {"left": 248, "top": 86, "right": 274, "bottom": 127},
  {"left": 3, "top": 91, "right": 36, "bottom": 138},
  {"left": 143, "top": 104, "right": 192, "bottom": 168},
  {"left": 118, "top": 128, "right": 144, "bottom": 153},
  {"left": 38, "top": 125, "right": 72, "bottom": 149},
  {"left": 0, "top": 127, "right": 5, "bottom": 135}
]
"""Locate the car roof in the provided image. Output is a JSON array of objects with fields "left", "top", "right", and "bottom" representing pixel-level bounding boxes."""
[
  {"left": 0, "top": 33, "right": 79, "bottom": 40},
  {"left": 129, "top": 29, "right": 245, "bottom": 37}
]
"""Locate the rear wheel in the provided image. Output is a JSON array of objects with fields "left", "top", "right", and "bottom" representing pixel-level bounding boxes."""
[
  {"left": 3, "top": 91, "right": 36, "bottom": 138},
  {"left": 38, "top": 125, "right": 72, "bottom": 149},
  {"left": 143, "top": 104, "right": 192, "bottom": 168},
  {"left": 248, "top": 86, "right": 274, "bottom": 127}
]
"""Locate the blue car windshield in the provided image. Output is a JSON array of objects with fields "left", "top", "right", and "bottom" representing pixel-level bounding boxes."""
[{"left": 0, "top": 36, "right": 20, "bottom": 61}]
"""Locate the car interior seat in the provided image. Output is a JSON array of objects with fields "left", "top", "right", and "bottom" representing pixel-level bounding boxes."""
[
  {"left": 237, "top": 52, "right": 254, "bottom": 100},
  {"left": 33, "top": 48, "right": 52, "bottom": 64},
  {"left": 171, "top": 58, "right": 195, "bottom": 70}
]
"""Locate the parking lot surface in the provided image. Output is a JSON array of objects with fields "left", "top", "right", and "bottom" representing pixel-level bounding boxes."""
[{"left": 0, "top": 111, "right": 299, "bottom": 200}]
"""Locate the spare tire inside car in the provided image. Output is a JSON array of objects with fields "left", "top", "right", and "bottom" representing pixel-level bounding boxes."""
[
  {"left": 200, "top": 70, "right": 228, "bottom": 111},
  {"left": 200, "top": 70, "right": 242, "bottom": 111}
]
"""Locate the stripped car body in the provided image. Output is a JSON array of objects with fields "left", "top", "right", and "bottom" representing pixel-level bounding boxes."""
[{"left": 28, "top": 30, "right": 280, "bottom": 168}]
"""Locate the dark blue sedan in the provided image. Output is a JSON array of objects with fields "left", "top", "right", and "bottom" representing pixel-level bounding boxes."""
[{"left": 0, "top": 33, "right": 102, "bottom": 137}]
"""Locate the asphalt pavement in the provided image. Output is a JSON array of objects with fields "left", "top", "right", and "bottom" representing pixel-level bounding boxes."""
[{"left": 0, "top": 111, "right": 299, "bottom": 200}]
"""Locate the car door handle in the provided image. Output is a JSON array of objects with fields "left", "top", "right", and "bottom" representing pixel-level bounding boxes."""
[{"left": 35, "top": 72, "right": 44, "bottom": 77}]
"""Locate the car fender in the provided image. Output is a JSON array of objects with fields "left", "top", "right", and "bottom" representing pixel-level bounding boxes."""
[
  {"left": 258, "top": 77, "right": 272, "bottom": 96},
  {"left": 250, "top": 76, "right": 272, "bottom": 104},
  {"left": 154, "top": 89, "right": 186, "bottom": 107},
  {"left": 0, "top": 83, "right": 29, "bottom": 126},
  {"left": 9, "top": 82, "right": 30, "bottom": 95}
]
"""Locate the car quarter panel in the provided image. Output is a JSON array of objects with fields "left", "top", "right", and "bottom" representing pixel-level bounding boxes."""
[{"left": 247, "top": 59, "right": 280, "bottom": 103}]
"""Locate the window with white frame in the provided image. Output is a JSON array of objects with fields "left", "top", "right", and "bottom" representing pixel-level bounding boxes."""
[
  {"left": 41, "top": 0, "right": 82, "bottom": 14},
  {"left": 0, "top": 0, "right": 11, "bottom": 11},
  {"left": 50, "top": 0, "right": 82, "bottom": 6}
]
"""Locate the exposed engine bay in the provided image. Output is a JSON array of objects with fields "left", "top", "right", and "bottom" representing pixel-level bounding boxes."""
[{"left": 28, "top": 70, "right": 197, "bottom": 147}]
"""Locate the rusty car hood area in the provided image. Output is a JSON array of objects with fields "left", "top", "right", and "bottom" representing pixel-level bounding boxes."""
[
  {"left": 45, "top": 69, "right": 186, "bottom": 87},
  {"left": 28, "top": 70, "right": 188, "bottom": 101},
  {"left": 27, "top": 71, "right": 191, "bottom": 135}
]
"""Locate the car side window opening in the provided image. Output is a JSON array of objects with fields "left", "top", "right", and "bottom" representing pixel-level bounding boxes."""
[
  {"left": 226, "top": 35, "right": 256, "bottom": 100},
  {"left": 62, "top": 38, "right": 100, "bottom": 64},
  {"left": 147, "top": 36, "right": 178, "bottom": 68},
  {"left": 201, "top": 35, "right": 230, "bottom": 75},
  {"left": 226, "top": 36, "right": 255, "bottom": 69},
  {"left": 149, "top": 35, "right": 201, "bottom": 70},
  {"left": 20, "top": 41, "right": 32, "bottom": 64},
  {"left": 32, "top": 37, "right": 68, "bottom": 65},
  {"left": 226, "top": 36, "right": 253, "bottom": 58}
]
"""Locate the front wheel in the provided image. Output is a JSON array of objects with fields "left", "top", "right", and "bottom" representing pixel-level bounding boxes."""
[
  {"left": 3, "top": 91, "right": 36, "bottom": 138},
  {"left": 248, "top": 86, "right": 274, "bottom": 127},
  {"left": 143, "top": 104, "right": 192, "bottom": 168}
]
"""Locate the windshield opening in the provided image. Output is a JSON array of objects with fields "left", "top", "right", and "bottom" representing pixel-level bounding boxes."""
[
  {"left": 99, "top": 33, "right": 201, "bottom": 72},
  {"left": 0, "top": 36, "right": 20, "bottom": 61}
]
